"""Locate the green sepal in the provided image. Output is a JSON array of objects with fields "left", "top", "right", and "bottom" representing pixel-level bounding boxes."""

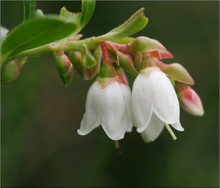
[
  {"left": 82, "top": 44, "right": 97, "bottom": 68},
  {"left": 98, "top": 64, "right": 116, "bottom": 79}
]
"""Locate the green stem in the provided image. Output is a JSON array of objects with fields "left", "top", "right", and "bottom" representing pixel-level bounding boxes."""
[
  {"left": 23, "top": 0, "right": 37, "bottom": 21},
  {"left": 7, "top": 37, "right": 97, "bottom": 61}
]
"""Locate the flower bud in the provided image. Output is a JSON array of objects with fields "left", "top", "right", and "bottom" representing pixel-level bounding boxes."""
[
  {"left": 176, "top": 83, "right": 204, "bottom": 116},
  {"left": 69, "top": 51, "right": 83, "bottom": 77},
  {"left": 54, "top": 50, "right": 74, "bottom": 87},
  {"left": 155, "top": 59, "right": 194, "bottom": 85},
  {"left": 69, "top": 45, "right": 101, "bottom": 80},
  {"left": 130, "top": 36, "right": 166, "bottom": 53},
  {"left": 1, "top": 57, "right": 27, "bottom": 84}
]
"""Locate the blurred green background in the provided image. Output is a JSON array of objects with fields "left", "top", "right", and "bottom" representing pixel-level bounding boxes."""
[{"left": 1, "top": 1, "right": 219, "bottom": 187}]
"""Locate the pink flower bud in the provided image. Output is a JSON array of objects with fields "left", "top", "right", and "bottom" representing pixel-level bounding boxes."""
[
  {"left": 176, "top": 83, "right": 204, "bottom": 116},
  {"left": 1, "top": 57, "right": 27, "bottom": 84},
  {"left": 54, "top": 50, "right": 74, "bottom": 86}
]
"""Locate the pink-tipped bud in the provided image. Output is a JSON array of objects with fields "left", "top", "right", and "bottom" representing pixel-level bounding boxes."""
[
  {"left": 1, "top": 57, "right": 27, "bottom": 84},
  {"left": 155, "top": 59, "right": 194, "bottom": 85},
  {"left": 176, "top": 83, "right": 204, "bottom": 116},
  {"left": 54, "top": 50, "right": 74, "bottom": 87},
  {"left": 130, "top": 36, "right": 166, "bottom": 53}
]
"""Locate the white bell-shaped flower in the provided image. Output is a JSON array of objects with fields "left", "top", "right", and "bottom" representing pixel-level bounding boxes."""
[
  {"left": 78, "top": 77, "right": 133, "bottom": 140},
  {"left": 132, "top": 67, "right": 184, "bottom": 142}
]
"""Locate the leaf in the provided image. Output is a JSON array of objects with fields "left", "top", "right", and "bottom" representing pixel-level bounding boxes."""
[
  {"left": 96, "top": 8, "right": 148, "bottom": 42},
  {"left": 80, "top": 0, "right": 96, "bottom": 29},
  {"left": 60, "top": 0, "right": 95, "bottom": 31},
  {"left": 23, "top": 0, "right": 37, "bottom": 21},
  {"left": 1, "top": 17, "right": 79, "bottom": 66}
]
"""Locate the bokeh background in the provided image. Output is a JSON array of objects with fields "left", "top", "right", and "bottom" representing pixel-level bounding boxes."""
[{"left": 1, "top": 1, "right": 219, "bottom": 187}]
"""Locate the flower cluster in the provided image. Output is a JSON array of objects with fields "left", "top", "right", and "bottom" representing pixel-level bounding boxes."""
[
  {"left": 76, "top": 37, "right": 204, "bottom": 144},
  {"left": 0, "top": 1, "right": 204, "bottom": 148}
]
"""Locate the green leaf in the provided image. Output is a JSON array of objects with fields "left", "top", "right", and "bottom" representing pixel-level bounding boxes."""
[
  {"left": 96, "top": 8, "right": 148, "bottom": 42},
  {"left": 80, "top": 0, "right": 96, "bottom": 29},
  {"left": 23, "top": 0, "right": 37, "bottom": 21},
  {"left": 60, "top": 0, "right": 95, "bottom": 32},
  {"left": 1, "top": 17, "right": 79, "bottom": 66}
]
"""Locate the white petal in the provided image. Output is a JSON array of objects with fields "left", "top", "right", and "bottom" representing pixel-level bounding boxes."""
[
  {"left": 119, "top": 84, "right": 134, "bottom": 132},
  {"left": 140, "top": 113, "right": 164, "bottom": 142},
  {"left": 149, "top": 69, "right": 180, "bottom": 124},
  {"left": 120, "top": 83, "right": 135, "bottom": 125},
  {"left": 132, "top": 74, "right": 153, "bottom": 130},
  {"left": 77, "top": 113, "right": 101, "bottom": 136},
  {"left": 171, "top": 121, "right": 184, "bottom": 131},
  {"left": 99, "top": 82, "right": 130, "bottom": 140},
  {"left": 77, "top": 82, "right": 102, "bottom": 135}
]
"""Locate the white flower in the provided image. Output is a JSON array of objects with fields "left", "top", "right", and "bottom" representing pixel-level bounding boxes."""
[
  {"left": 132, "top": 67, "right": 184, "bottom": 142},
  {"left": 78, "top": 78, "right": 133, "bottom": 140}
]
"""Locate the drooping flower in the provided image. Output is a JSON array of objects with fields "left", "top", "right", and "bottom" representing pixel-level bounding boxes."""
[
  {"left": 77, "top": 69, "right": 133, "bottom": 140},
  {"left": 132, "top": 67, "right": 184, "bottom": 142}
]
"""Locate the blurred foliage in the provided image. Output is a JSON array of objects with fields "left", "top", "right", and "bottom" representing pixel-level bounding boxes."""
[{"left": 1, "top": 1, "right": 219, "bottom": 187}]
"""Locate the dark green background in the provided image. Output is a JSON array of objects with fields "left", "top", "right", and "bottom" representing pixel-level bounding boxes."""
[{"left": 1, "top": 1, "right": 219, "bottom": 187}]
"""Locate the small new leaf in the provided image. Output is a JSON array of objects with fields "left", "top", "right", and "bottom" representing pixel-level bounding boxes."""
[{"left": 96, "top": 8, "right": 148, "bottom": 42}]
